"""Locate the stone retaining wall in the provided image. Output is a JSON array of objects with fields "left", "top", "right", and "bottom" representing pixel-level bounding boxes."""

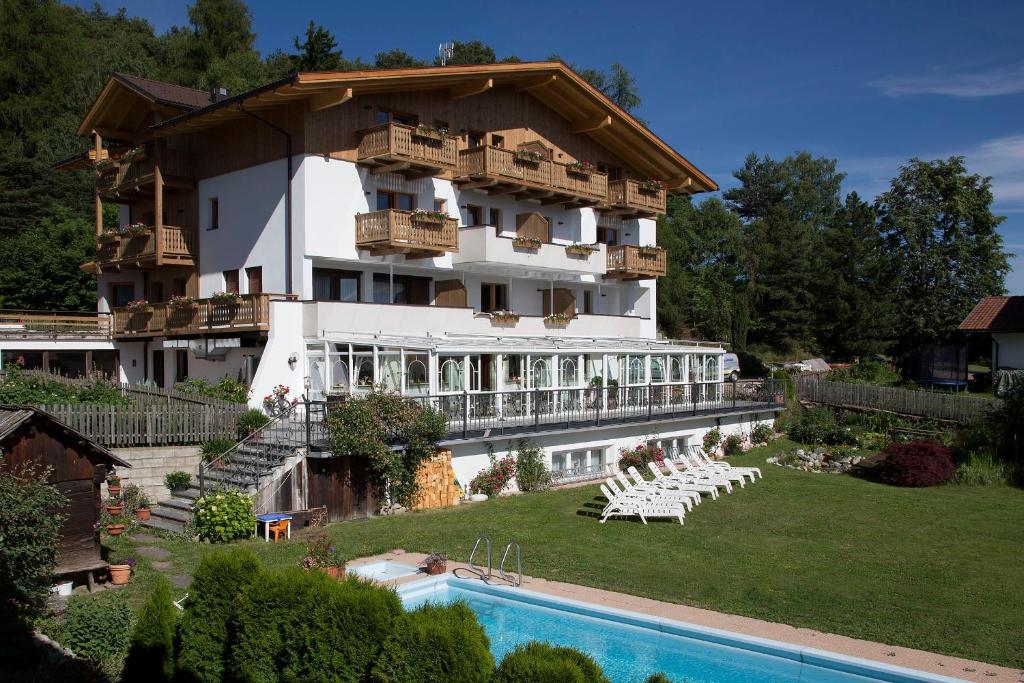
[{"left": 106, "top": 445, "right": 202, "bottom": 500}]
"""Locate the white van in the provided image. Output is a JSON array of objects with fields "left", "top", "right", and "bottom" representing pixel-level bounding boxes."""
[{"left": 723, "top": 353, "right": 741, "bottom": 382}]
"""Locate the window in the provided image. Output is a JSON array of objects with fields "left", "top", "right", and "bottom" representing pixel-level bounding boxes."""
[
  {"left": 223, "top": 269, "right": 240, "bottom": 294},
  {"left": 551, "top": 448, "right": 605, "bottom": 474},
  {"left": 438, "top": 357, "right": 464, "bottom": 393},
  {"left": 480, "top": 283, "right": 508, "bottom": 313},
  {"left": 175, "top": 349, "right": 189, "bottom": 383},
  {"left": 466, "top": 130, "right": 484, "bottom": 148},
  {"left": 530, "top": 357, "right": 552, "bottom": 389},
  {"left": 313, "top": 268, "right": 361, "bottom": 302},
  {"left": 559, "top": 357, "right": 578, "bottom": 387},
  {"left": 466, "top": 205, "right": 483, "bottom": 226},
  {"left": 583, "top": 290, "right": 593, "bottom": 315},
  {"left": 111, "top": 283, "right": 134, "bottom": 308},
  {"left": 490, "top": 134, "right": 505, "bottom": 148},
  {"left": 405, "top": 354, "right": 429, "bottom": 394},
  {"left": 377, "top": 191, "right": 415, "bottom": 211},
  {"left": 651, "top": 356, "right": 666, "bottom": 383},
  {"left": 433, "top": 198, "right": 447, "bottom": 213},
  {"left": 597, "top": 163, "right": 623, "bottom": 181},
  {"left": 372, "top": 273, "right": 430, "bottom": 305},
  {"left": 171, "top": 278, "right": 188, "bottom": 297},
  {"left": 376, "top": 109, "right": 416, "bottom": 126},
  {"left": 704, "top": 356, "right": 720, "bottom": 382},
  {"left": 152, "top": 350, "right": 165, "bottom": 388},
  {"left": 596, "top": 226, "right": 618, "bottom": 245},
  {"left": 246, "top": 266, "right": 262, "bottom": 294},
  {"left": 487, "top": 207, "right": 501, "bottom": 228},
  {"left": 149, "top": 282, "right": 164, "bottom": 303},
  {"left": 209, "top": 197, "right": 219, "bottom": 230}
]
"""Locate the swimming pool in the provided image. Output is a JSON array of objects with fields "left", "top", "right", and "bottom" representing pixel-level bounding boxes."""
[
  {"left": 346, "top": 560, "right": 420, "bottom": 582},
  {"left": 399, "top": 577, "right": 965, "bottom": 683}
]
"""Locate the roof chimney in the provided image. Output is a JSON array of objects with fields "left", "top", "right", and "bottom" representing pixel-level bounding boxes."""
[{"left": 210, "top": 86, "right": 229, "bottom": 102}]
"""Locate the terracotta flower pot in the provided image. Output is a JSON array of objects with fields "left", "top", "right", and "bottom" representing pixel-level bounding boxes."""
[
  {"left": 107, "top": 485, "right": 121, "bottom": 497},
  {"left": 425, "top": 564, "right": 446, "bottom": 575},
  {"left": 109, "top": 563, "right": 131, "bottom": 585},
  {"left": 321, "top": 566, "right": 346, "bottom": 581},
  {"left": 135, "top": 507, "right": 151, "bottom": 521},
  {"left": 105, "top": 504, "right": 123, "bottom": 516},
  {"left": 106, "top": 523, "right": 126, "bottom": 537}
]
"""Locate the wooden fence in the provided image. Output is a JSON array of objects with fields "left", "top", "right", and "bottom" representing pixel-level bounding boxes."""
[
  {"left": 41, "top": 402, "right": 246, "bottom": 447},
  {"left": 794, "top": 377, "right": 999, "bottom": 423}
]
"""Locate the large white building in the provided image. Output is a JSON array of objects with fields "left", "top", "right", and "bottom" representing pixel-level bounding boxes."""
[{"left": 11, "top": 63, "right": 780, "bottom": 486}]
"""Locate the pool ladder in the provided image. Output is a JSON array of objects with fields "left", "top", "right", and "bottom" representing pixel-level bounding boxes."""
[{"left": 469, "top": 535, "right": 523, "bottom": 587}]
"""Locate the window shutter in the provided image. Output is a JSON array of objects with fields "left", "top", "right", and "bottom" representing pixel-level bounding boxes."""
[
  {"left": 541, "top": 288, "right": 576, "bottom": 317},
  {"left": 515, "top": 212, "right": 550, "bottom": 242},
  {"left": 433, "top": 279, "right": 467, "bottom": 308}
]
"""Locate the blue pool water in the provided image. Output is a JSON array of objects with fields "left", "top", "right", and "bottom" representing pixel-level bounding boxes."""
[
  {"left": 400, "top": 579, "right": 963, "bottom": 683},
  {"left": 346, "top": 560, "right": 419, "bottom": 581}
]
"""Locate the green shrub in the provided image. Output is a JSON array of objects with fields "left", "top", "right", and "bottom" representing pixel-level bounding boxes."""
[
  {"left": 514, "top": 439, "right": 551, "bottom": 492},
  {"left": 827, "top": 360, "right": 901, "bottom": 386},
  {"left": 0, "top": 365, "right": 128, "bottom": 406},
  {"left": 371, "top": 601, "right": 493, "bottom": 683},
  {"left": 702, "top": 428, "right": 722, "bottom": 454},
  {"left": 122, "top": 574, "right": 177, "bottom": 682},
  {"left": 493, "top": 642, "right": 610, "bottom": 683},
  {"left": 646, "top": 675, "right": 673, "bottom": 683},
  {"left": 164, "top": 470, "right": 191, "bottom": 491},
  {"left": 954, "top": 452, "right": 1012, "bottom": 486},
  {"left": 228, "top": 569, "right": 403, "bottom": 682},
  {"left": 176, "top": 548, "right": 260, "bottom": 683},
  {"left": 723, "top": 434, "right": 743, "bottom": 456},
  {"left": 61, "top": 592, "right": 133, "bottom": 663},
  {"left": 751, "top": 423, "right": 773, "bottom": 445},
  {"left": 471, "top": 448, "right": 517, "bottom": 497},
  {"left": 0, "top": 462, "right": 68, "bottom": 621},
  {"left": 236, "top": 408, "right": 269, "bottom": 437},
  {"left": 192, "top": 488, "right": 254, "bottom": 543},
  {"left": 199, "top": 437, "right": 235, "bottom": 462}
]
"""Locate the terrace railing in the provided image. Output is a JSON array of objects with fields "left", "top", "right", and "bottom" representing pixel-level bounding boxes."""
[
  {"left": 357, "top": 122, "right": 458, "bottom": 171},
  {"left": 111, "top": 292, "right": 294, "bottom": 339},
  {"left": 355, "top": 209, "right": 459, "bottom": 254},
  {"left": 606, "top": 245, "right": 668, "bottom": 279},
  {"left": 0, "top": 309, "right": 111, "bottom": 338},
  {"left": 605, "top": 178, "right": 667, "bottom": 215},
  {"left": 93, "top": 225, "right": 197, "bottom": 267}
]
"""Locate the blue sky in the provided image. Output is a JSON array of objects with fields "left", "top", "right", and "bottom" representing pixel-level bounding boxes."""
[{"left": 78, "top": 0, "right": 1024, "bottom": 292}]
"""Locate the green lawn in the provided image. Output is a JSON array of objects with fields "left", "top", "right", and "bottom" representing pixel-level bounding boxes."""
[{"left": 105, "top": 440, "right": 1024, "bottom": 669}]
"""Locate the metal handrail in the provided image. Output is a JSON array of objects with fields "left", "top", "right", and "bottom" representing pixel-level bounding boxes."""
[
  {"left": 499, "top": 539, "right": 522, "bottom": 587},
  {"left": 468, "top": 535, "right": 492, "bottom": 577}
]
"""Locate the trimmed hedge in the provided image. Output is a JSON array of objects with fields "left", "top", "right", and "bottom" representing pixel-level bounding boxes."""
[
  {"left": 493, "top": 642, "right": 610, "bottom": 683},
  {"left": 229, "top": 569, "right": 403, "bottom": 681},
  {"left": 123, "top": 574, "right": 177, "bottom": 682},
  {"left": 371, "top": 601, "right": 494, "bottom": 683},
  {"left": 176, "top": 548, "right": 260, "bottom": 683}
]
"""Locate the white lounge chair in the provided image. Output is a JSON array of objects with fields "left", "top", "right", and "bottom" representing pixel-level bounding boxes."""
[
  {"left": 672, "top": 451, "right": 747, "bottom": 488},
  {"left": 689, "top": 445, "right": 762, "bottom": 481},
  {"left": 643, "top": 461, "right": 722, "bottom": 499},
  {"left": 607, "top": 476, "right": 697, "bottom": 511},
  {"left": 661, "top": 458, "right": 736, "bottom": 492},
  {"left": 614, "top": 470, "right": 701, "bottom": 509},
  {"left": 599, "top": 483, "right": 686, "bottom": 525}
]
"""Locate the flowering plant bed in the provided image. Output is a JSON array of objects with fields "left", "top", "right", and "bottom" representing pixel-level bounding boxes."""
[
  {"left": 544, "top": 313, "right": 572, "bottom": 326},
  {"left": 125, "top": 299, "right": 151, "bottom": 312},
  {"left": 168, "top": 294, "right": 197, "bottom": 308},
  {"left": 488, "top": 310, "right": 520, "bottom": 324},
  {"left": 470, "top": 455, "right": 516, "bottom": 496},
  {"left": 564, "top": 243, "right": 598, "bottom": 257},
  {"left": 639, "top": 179, "right": 665, "bottom": 193},
  {"left": 514, "top": 149, "right": 546, "bottom": 164},
  {"left": 566, "top": 160, "right": 597, "bottom": 176},
  {"left": 512, "top": 236, "right": 542, "bottom": 249},
  {"left": 412, "top": 124, "right": 448, "bottom": 141},
  {"left": 411, "top": 208, "right": 448, "bottom": 223},
  {"left": 209, "top": 291, "right": 241, "bottom": 305}
]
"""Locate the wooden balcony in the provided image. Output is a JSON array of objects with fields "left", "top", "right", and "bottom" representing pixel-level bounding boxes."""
[
  {"left": 454, "top": 146, "right": 608, "bottom": 206},
  {"left": 111, "top": 293, "right": 294, "bottom": 339},
  {"left": 0, "top": 310, "right": 111, "bottom": 339},
  {"left": 605, "top": 245, "right": 668, "bottom": 279},
  {"left": 84, "top": 225, "right": 197, "bottom": 273},
  {"left": 97, "top": 149, "right": 195, "bottom": 198},
  {"left": 355, "top": 209, "right": 458, "bottom": 257},
  {"left": 602, "top": 178, "right": 667, "bottom": 218},
  {"left": 356, "top": 123, "right": 458, "bottom": 177}
]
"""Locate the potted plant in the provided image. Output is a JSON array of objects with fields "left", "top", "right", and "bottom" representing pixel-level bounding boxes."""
[
  {"left": 544, "top": 313, "right": 571, "bottom": 327},
  {"left": 134, "top": 492, "right": 152, "bottom": 522},
  {"left": 638, "top": 245, "right": 663, "bottom": 256},
  {"left": 488, "top": 310, "right": 520, "bottom": 324},
  {"left": 97, "top": 229, "right": 120, "bottom": 243},
  {"left": 168, "top": 294, "right": 197, "bottom": 308},
  {"left": 301, "top": 534, "right": 346, "bottom": 580},
  {"left": 108, "top": 555, "right": 136, "bottom": 585},
  {"left": 514, "top": 149, "right": 546, "bottom": 164},
  {"left": 106, "top": 474, "right": 121, "bottom": 496},
  {"left": 564, "top": 243, "right": 598, "bottom": 257},
  {"left": 125, "top": 299, "right": 151, "bottom": 313},
  {"left": 209, "top": 291, "right": 241, "bottom": 305},
  {"left": 639, "top": 178, "right": 665, "bottom": 193},
  {"left": 411, "top": 208, "right": 448, "bottom": 224},
  {"left": 511, "top": 236, "right": 542, "bottom": 250},
  {"left": 412, "top": 124, "right": 448, "bottom": 141},
  {"left": 566, "top": 160, "right": 597, "bottom": 176},
  {"left": 123, "top": 222, "right": 150, "bottom": 237},
  {"left": 104, "top": 494, "right": 123, "bottom": 517},
  {"left": 106, "top": 518, "right": 129, "bottom": 538},
  {"left": 421, "top": 552, "right": 448, "bottom": 575},
  {"left": 165, "top": 470, "right": 192, "bottom": 492}
]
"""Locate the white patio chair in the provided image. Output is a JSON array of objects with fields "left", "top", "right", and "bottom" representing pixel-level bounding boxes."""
[
  {"left": 661, "top": 458, "right": 736, "bottom": 493},
  {"left": 642, "top": 461, "right": 722, "bottom": 499},
  {"left": 614, "top": 469, "right": 701, "bottom": 509},
  {"left": 689, "top": 445, "right": 762, "bottom": 481},
  {"left": 607, "top": 475, "right": 697, "bottom": 511},
  {"left": 599, "top": 483, "right": 686, "bottom": 525}
]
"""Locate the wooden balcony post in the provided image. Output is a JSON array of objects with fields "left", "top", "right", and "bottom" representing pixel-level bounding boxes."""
[
  {"left": 154, "top": 142, "right": 164, "bottom": 267},
  {"left": 93, "top": 132, "right": 103, "bottom": 236}
]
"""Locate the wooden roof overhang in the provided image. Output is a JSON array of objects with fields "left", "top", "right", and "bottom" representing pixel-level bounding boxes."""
[
  {"left": 76, "top": 74, "right": 208, "bottom": 142},
  {"left": 152, "top": 62, "right": 717, "bottom": 194}
]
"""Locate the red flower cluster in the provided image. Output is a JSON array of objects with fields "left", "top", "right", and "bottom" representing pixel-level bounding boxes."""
[
  {"left": 470, "top": 456, "right": 516, "bottom": 497},
  {"left": 617, "top": 443, "right": 664, "bottom": 472}
]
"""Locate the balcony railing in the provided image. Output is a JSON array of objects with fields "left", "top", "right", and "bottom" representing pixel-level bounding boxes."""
[
  {"left": 111, "top": 293, "right": 294, "bottom": 339},
  {"left": 355, "top": 209, "right": 458, "bottom": 256},
  {"left": 357, "top": 123, "right": 458, "bottom": 175},
  {"left": 603, "top": 178, "right": 667, "bottom": 217},
  {"left": 606, "top": 244, "right": 668, "bottom": 279},
  {"left": 455, "top": 146, "right": 608, "bottom": 205},
  {"left": 0, "top": 310, "right": 111, "bottom": 338},
  {"left": 89, "top": 225, "right": 197, "bottom": 271},
  {"left": 97, "top": 149, "right": 195, "bottom": 195}
]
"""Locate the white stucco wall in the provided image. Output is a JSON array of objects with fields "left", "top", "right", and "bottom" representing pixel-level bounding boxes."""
[
  {"left": 994, "top": 332, "right": 1024, "bottom": 370},
  {"left": 250, "top": 299, "right": 306, "bottom": 408}
]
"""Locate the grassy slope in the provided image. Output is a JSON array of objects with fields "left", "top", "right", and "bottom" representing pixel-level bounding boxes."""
[{"left": 106, "top": 439, "right": 1024, "bottom": 668}]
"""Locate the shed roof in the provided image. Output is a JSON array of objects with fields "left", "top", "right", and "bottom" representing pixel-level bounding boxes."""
[
  {"left": 959, "top": 296, "right": 1024, "bottom": 332},
  {"left": 0, "top": 406, "right": 130, "bottom": 467}
]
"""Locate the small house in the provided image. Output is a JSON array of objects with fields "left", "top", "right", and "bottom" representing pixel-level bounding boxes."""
[
  {"left": 0, "top": 406, "right": 130, "bottom": 588},
  {"left": 960, "top": 296, "right": 1024, "bottom": 390}
]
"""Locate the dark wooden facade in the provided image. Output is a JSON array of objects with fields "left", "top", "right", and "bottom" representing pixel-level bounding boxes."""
[
  {"left": 0, "top": 407, "right": 129, "bottom": 575},
  {"left": 306, "top": 457, "right": 376, "bottom": 522}
]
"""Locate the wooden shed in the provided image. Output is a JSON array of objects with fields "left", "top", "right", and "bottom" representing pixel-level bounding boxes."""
[{"left": 0, "top": 406, "right": 130, "bottom": 587}]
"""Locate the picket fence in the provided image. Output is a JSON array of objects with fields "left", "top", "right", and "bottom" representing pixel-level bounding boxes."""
[
  {"left": 794, "top": 377, "right": 998, "bottom": 423},
  {"left": 41, "top": 402, "right": 246, "bottom": 447}
]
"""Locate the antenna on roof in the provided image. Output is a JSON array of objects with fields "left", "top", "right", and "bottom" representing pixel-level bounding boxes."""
[{"left": 438, "top": 42, "right": 454, "bottom": 66}]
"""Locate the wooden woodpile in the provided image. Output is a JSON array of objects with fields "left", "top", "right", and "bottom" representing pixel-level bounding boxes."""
[{"left": 412, "top": 449, "right": 460, "bottom": 510}]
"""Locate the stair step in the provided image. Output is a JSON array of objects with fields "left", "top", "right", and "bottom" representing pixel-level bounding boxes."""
[
  {"left": 151, "top": 506, "right": 191, "bottom": 523},
  {"left": 140, "top": 516, "right": 185, "bottom": 534},
  {"left": 159, "top": 497, "right": 194, "bottom": 512},
  {"left": 174, "top": 487, "right": 201, "bottom": 500}
]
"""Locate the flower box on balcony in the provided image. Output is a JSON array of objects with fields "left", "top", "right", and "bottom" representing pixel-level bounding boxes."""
[
  {"left": 123, "top": 223, "right": 150, "bottom": 237},
  {"left": 639, "top": 179, "right": 665, "bottom": 193},
  {"left": 511, "top": 236, "right": 542, "bottom": 250},
  {"left": 120, "top": 146, "right": 147, "bottom": 163},
  {"left": 98, "top": 230, "right": 120, "bottom": 243},
  {"left": 564, "top": 243, "right": 598, "bottom": 257},
  {"left": 514, "top": 149, "right": 546, "bottom": 165},
  {"left": 637, "top": 246, "right": 663, "bottom": 256},
  {"left": 488, "top": 310, "right": 520, "bottom": 324},
  {"left": 168, "top": 295, "right": 197, "bottom": 308},
  {"left": 411, "top": 209, "right": 448, "bottom": 224},
  {"left": 209, "top": 291, "right": 242, "bottom": 305},
  {"left": 126, "top": 300, "right": 151, "bottom": 313},
  {"left": 412, "top": 125, "right": 448, "bottom": 141},
  {"left": 95, "top": 158, "right": 114, "bottom": 172},
  {"left": 544, "top": 313, "right": 572, "bottom": 327},
  {"left": 566, "top": 160, "right": 597, "bottom": 177}
]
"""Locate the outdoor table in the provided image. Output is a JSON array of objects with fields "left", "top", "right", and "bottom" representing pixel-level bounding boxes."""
[{"left": 255, "top": 513, "right": 292, "bottom": 541}]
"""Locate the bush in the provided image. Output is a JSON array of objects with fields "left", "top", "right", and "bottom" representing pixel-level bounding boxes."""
[
  {"left": 0, "top": 365, "right": 128, "bottom": 405},
  {"left": 514, "top": 439, "right": 551, "bottom": 492},
  {"left": 228, "top": 569, "right": 403, "bottom": 682},
  {"left": 174, "top": 376, "right": 249, "bottom": 403},
  {"left": 751, "top": 423, "right": 773, "bottom": 445},
  {"left": 646, "top": 675, "right": 673, "bottom": 683},
  {"left": 617, "top": 443, "right": 663, "bottom": 473},
  {"left": 954, "top": 452, "right": 1014, "bottom": 486},
  {"left": 827, "top": 360, "right": 901, "bottom": 386},
  {"left": 61, "top": 592, "right": 133, "bottom": 663},
  {"left": 0, "top": 462, "right": 68, "bottom": 621},
  {"left": 702, "top": 428, "right": 722, "bottom": 454},
  {"left": 122, "top": 574, "right": 177, "bottom": 682},
  {"left": 192, "top": 488, "right": 254, "bottom": 543},
  {"left": 723, "top": 434, "right": 743, "bottom": 456},
  {"left": 870, "top": 440, "right": 956, "bottom": 487},
  {"left": 493, "top": 642, "right": 610, "bottom": 683},
  {"left": 471, "top": 449, "right": 517, "bottom": 497},
  {"left": 176, "top": 548, "right": 261, "bottom": 683},
  {"left": 371, "top": 601, "right": 494, "bottom": 683},
  {"left": 236, "top": 408, "right": 269, "bottom": 437},
  {"left": 164, "top": 470, "right": 191, "bottom": 491},
  {"left": 199, "top": 437, "right": 235, "bottom": 462}
]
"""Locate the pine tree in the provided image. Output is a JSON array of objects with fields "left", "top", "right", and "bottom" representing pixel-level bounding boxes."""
[
  {"left": 122, "top": 574, "right": 177, "bottom": 682},
  {"left": 293, "top": 21, "right": 342, "bottom": 72}
]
